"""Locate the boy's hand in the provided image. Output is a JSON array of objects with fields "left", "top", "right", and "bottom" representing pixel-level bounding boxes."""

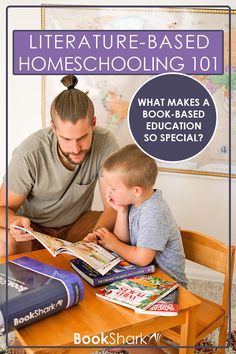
[
  {"left": 94, "top": 227, "right": 119, "bottom": 251},
  {"left": 9, "top": 216, "right": 34, "bottom": 242},
  {"left": 83, "top": 232, "right": 98, "bottom": 243},
  {"left": 106, "top": 194, "right": 128, "bottom": 214}
]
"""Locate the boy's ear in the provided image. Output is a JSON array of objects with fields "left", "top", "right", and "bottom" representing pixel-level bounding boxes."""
[{"left": 133, "top": 186, "right": 143, "bottom": 197}]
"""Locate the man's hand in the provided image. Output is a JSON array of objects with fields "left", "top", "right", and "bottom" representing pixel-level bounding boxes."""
[
  {"left": 9, "top": 216, "right": 34, "bottom": 242},
  {"left": 94, "top": 227, "right": 119, "bottom": 251}
]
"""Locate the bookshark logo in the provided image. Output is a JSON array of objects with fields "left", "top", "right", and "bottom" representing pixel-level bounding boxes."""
[
  {"left": 14, "top": 300, "right": 64, "bottom": 326},
  {"left": 56, "top": 299, "right": 63, "bottom": 307},
  {"left": 74, "top": 332, "right": 161, "bottom": 345}
]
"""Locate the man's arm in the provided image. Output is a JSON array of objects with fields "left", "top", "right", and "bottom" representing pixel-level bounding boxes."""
[
  {"left": 0, "top": 183, "right": 34, "bottom": 241},
  {"left": 92, "top": 176, "right": 117, "bottom": 232}
]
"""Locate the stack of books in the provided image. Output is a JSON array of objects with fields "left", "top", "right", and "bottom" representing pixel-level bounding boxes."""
[
  {"left": 70, "top": 256, "right": 179, "bottom": 316},
  {"left": 96, "top": 275, "right": 179, "bottom": 316}
]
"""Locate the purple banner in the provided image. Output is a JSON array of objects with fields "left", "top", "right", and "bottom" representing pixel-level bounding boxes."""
[{"left": 13, "top": 30, "right": 223, "bottom": 75}]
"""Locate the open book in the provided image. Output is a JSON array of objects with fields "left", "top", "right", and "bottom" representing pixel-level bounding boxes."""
[{"left": 12, "top": 225, "right": 121, "bottom": 275}]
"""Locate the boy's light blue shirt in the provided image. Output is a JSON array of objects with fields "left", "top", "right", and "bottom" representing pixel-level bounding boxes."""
[{"left": 129, "top": 189, "right": 188, "bottom": 288}]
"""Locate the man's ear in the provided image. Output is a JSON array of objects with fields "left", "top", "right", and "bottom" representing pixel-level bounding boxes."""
[
  {"left": 50, "top": 119, "right": 56, "bottom": 132},
  {"left": 92, "top": 116, "right": 96, "bottom": 129}
]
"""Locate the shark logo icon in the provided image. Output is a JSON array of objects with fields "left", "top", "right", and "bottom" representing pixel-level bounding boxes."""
[{"left": 56, "top": 299, "right": 63, "bottom": 307}]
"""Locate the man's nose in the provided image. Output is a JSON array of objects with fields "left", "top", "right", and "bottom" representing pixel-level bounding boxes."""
[{"left": 71, "top": 141, "right": 81, "bottom": 154}]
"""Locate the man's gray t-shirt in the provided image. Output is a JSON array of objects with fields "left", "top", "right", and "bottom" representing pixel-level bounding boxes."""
[
  {"left": 5, "top": 126, "right": 118, "bottom": 227},
  {"left": 129, "top": 190, "right": 188, "bottom": 287}
]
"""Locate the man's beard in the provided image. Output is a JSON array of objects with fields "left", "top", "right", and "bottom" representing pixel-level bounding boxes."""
[{"left": 58, "top": 145, "right": 90, "bottom": 165}]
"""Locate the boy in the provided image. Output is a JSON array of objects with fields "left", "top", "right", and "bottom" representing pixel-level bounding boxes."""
[{"left": 87, "top": 144, "right": 188, "bottom": 288}]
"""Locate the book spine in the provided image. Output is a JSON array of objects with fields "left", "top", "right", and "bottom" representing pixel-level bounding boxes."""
[{"left": 94, "top": 264, "right": 155, "bottom": 286}]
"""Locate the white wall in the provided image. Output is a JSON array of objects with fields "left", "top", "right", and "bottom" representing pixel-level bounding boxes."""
[{"left": 1, "top": 0, "right": 235, "bottom": 282}]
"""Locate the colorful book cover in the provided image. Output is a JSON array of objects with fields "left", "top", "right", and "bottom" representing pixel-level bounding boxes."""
[
  {"left": 135, "top": 287, "right": 179, "bottom": 316},
  {"left": 0, "top": 256, "right": 84, "bottom": 333},
  {"left": 96, "top": 275, "right": 178, "bottom": 311},
  {"left": 70, "top": 258, "right": 155, "bottom": 287}
]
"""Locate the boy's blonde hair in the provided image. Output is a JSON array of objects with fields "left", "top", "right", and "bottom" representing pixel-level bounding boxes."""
[{"left": 103, "top": 144, "right": 158, "bottom": 189}]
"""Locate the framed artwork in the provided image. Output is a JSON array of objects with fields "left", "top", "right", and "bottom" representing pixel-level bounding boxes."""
[{"left": 41, "top": 6, "right": 236, "bottom": 178}]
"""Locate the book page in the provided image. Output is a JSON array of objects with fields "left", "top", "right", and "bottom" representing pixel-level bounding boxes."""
[
  {"left": 12, "top": 225, "right": 121, "bottom": 275},
  {"left": 65, "top": 241, "right": 121, "bottom": 275},
  {"left": 12, "top": 225, "right": 71, "bottom": 257}
]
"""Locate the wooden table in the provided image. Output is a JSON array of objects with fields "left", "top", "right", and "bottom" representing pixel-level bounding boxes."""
[{"left": 2, "top": 250, "right": 201, "bottom": 354}]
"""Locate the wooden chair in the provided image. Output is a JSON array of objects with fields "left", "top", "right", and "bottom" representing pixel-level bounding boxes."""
[{"left": 159, "top": 229, "right": 235, "bottom": 353}]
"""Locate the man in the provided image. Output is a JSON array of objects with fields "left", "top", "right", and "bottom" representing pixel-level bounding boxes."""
[{"left": 0, "top": 75, "right": 118, "bottom": 256}]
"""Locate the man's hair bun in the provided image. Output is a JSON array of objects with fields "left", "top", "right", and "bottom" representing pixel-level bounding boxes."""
[{"left": 61, "top": 75, "right": 78, "bottom": 90}]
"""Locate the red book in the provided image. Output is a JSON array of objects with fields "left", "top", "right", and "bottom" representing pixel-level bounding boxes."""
[{"left": 135, "top": 287, "right": 179, "bottom": 316}]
